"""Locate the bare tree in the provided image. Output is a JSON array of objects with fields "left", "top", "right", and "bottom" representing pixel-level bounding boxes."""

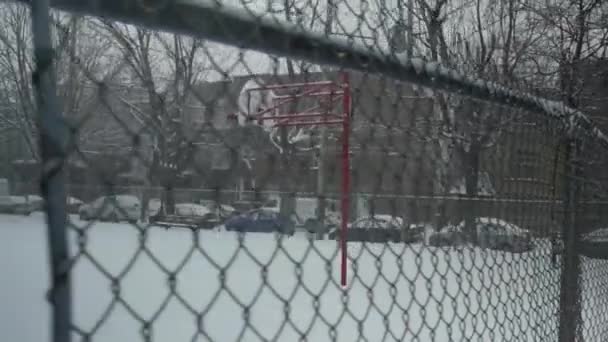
[
  {"left": 411, "top": 0, "right": 543, "bottom": 235},
  {"left": 100, "top": 23, "right": 209, "bottom": 218},
  {"left": 0, "top": 4, "right": 42, "bottom": 161},
  {"left": 0, "top": 4, "right": 119, "bottom": 167},
  {"left": 521, "top": 0, "right": 608, "bottom": 107}
]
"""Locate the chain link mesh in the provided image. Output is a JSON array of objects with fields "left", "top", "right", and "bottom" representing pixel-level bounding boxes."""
[{"left": 1, "top": 0, "right": 608, "bottom": 341}]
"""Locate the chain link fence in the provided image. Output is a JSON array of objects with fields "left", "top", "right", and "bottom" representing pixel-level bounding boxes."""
[{"left": 2, "top": 0, "right": 608, "bottom": 341}]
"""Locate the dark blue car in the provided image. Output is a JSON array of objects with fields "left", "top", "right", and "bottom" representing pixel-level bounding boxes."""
[{"left": 224, "top": 209, "right": 295, "bottom": 235}]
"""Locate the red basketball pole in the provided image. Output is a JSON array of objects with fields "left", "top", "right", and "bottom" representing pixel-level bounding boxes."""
[
  {"left": 340, "top": 72, "right": 351, "bottom": 288},
  {"left": 237, "top": 72, "right": 352, "bottom": 286}
]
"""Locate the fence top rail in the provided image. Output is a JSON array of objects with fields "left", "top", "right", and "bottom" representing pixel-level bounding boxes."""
[{"left": 14, "top": 0, "right": 608, "bottom": 148}]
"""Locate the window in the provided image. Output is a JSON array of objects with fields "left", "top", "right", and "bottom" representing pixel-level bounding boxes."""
[
  {"left": 258, "top": 211, "right": 275, "bottom": 220},
  {"left": 202, "top": 213, "right": 218, "bottom": 220},
  {"left": 353, "top": 218, "right": 370, "bottom": 229},
  {"left": 517, "top": 149, "right": 538, "bottom": 177},
  {"left": 176, "top": 206, "right": 188, "bottom": 216},
  {"left": 482, "top": 223, "right": 500, "bottom": 235},
  {"left": 310, "top": 153, "right": 320, "bottom": 170},
  {"left": 211, "top": 146, "right": 232, "bottom": 170},
  {"left": 265, "top": 200, "right": 278, "bottom": 207},
  {"left": 328, "top": 201, "right": 338, "bottom": 212},
  {"left": 249, "top": 211, "right": 261, "bottom": 220},
  {"left": 373, "top": 219, "right": 391, "bottom": 229},
  {"left": 94, "top": 197, "right": 106, "bottom": 208}
]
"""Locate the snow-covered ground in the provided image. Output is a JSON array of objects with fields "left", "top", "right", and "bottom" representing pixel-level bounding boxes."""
[{"left": 1, "top": 213, "right": 606, "bottom": 341}]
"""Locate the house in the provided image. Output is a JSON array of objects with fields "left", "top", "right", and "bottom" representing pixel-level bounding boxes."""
[
  {"left": 184, "top": 71, "right": 440, "bottom": 214},
  {"left": 11, "top": 64, "right": 592, "bottom": 226}
]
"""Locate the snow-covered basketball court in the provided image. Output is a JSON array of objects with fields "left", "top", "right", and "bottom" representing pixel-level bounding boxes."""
[{"left": 1, "top": 213, "right": 607, "bottom": 341}]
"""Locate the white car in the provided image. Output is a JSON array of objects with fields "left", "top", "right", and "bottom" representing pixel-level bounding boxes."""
[
  {"left": 79, "top": 195, "right": 140, "bottom": 223},
  {"left": 200, "top": 200, "right": 239, "bottom": 221},
  {"left": 20, "top": 195, "right": 44, "bottom": 210},
  {"left": 150, "top": 201, "right": 213, "bottom": 217},
  {"left": 151, "top": 202, "right": 222, "bottom": 230},
  {"left": 582, "top": 228, "right": 608, "bottom": 242},
  {"left": 347, "top": 214, "right": 405, "bottom": 229},
  {"left": 0, "top": 195, "right": 44, "bottom": 215},
  {"left": 428, "top": 217, "right": 534, "bottom": 253},
  {"left": 174, "top": 203, "right": 212, "bottom": 216}
]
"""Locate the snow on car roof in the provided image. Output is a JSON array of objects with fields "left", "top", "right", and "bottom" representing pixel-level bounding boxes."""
[
  {"left": 176, "top": 203, "right": 211, "bottom": 214},
  {"left": 219, "top": 204, "right": 236, "bottom": 211},
  {"left": 351, "top": 215, "right": 404, "bottom": 229},
  {"left": 583, "top": 228, "right": 608, "bottom": 242},
  {"left": 114, "top": 195, "right": 140, "bottom": 204},
  {"left": 367, "top": 214, "right": 404, "bottom": 223},
  {"left": 67, "top": 197, "right": 83, "bottom": 204},
  {"left": 454, "top": 217, "right": 529, "bottom": 235}
]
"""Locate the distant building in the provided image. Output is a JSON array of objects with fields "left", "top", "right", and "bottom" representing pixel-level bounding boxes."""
[
  {"left": 578, "top": 58, "right": 608, "bottom": 132},
  {"left": 188, "top": 71, "right": 439, "bottom": 200},
  {"left": 13, "top": 66, "right": 599, "bottom": 225},
  {"left": 577, "top": 58, "right": 608, "bottom": 208}
]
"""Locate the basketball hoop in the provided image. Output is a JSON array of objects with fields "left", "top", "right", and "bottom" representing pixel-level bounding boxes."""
[
  {"left": 234, "top": 72, "right": 353, "bottom": 286},
  {"left": 235, "top": 76, "right": 350, "bottom": 154}
]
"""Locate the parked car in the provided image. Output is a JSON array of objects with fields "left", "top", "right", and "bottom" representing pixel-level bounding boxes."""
[
  {"left": 0, "top": 179, "right": 43, "bottom": 215},
  {"left": 0, "top": 195, "right": 44, "bottom": 215},
  {"left": 409, "top": 222, "right": 435, "bottom": 244},
  {"left": 0, "top": 192, "right": 84, "bottom": 216},
  {"left": 552, "top": 227, "right": 608, "bottom": 251},
  {"left": 551, "top": 227, "right": 608, "bottom": 264},
  {"left": 154, "top": 212, "right": 221, "bottom": 230},
  {"left": 0, "top": 196, "right": 31, "bottom": 215},
  {"left": 174, "top": 203, "right": 210, "bottom": 216},
  {"left": 224, "top": 209, "right": 295, "bottom": 235},
  {"left": 0, "top": 178, "right": 12, "bottom": 214},
  {"left": 151, "top": 203, "right": 221, "bottom": 230},
  {"left": 582, "top": 228, "right": 608, "bottom": 242},
  {"left": 67, "top": 196, "right": 84, "bottom": 214},
  {"left": 21, "top": 195, "right": 44, "bottom": 211},
  {"left": 328, "top": 214, "right": 417, "bottom": 243},
  {"left": 303, "top": 213, "right": 341, "bottom": 234},
  {"left": 146, "top": 198, "right": 162, "bottom": 217},
  {"left": 428, "top": 217, "right": 534, "bottom": 253},
  {"left": 79, "top": 195, "right": 140, "bottom": 223},
  {"left": 232, "top": 200, "right": 263, "bottom": 213},
  {"left": 427, "top": 223, "right": 467, "bottom": 248},
  {"left": 0, "top": 195, "right": 12, "bottom": 214},
  {"left": 199, "top": 200, "right": 239, "bottom": 221},
  {"left": 258, "top": 195, "right": 343, "bottom": 234}
]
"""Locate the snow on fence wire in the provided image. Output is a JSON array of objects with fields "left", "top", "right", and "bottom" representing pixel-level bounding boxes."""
[{"left": 2, "top": 0, "right": 608, "bottom": 341}]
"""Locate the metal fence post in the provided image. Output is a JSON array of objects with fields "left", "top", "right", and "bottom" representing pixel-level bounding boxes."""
[
  {"left": 558, "top": 136, "right": 582, "bottom": 342},
  {"left": 30, "top": 1, "right": 72, "bottom": 341}
]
